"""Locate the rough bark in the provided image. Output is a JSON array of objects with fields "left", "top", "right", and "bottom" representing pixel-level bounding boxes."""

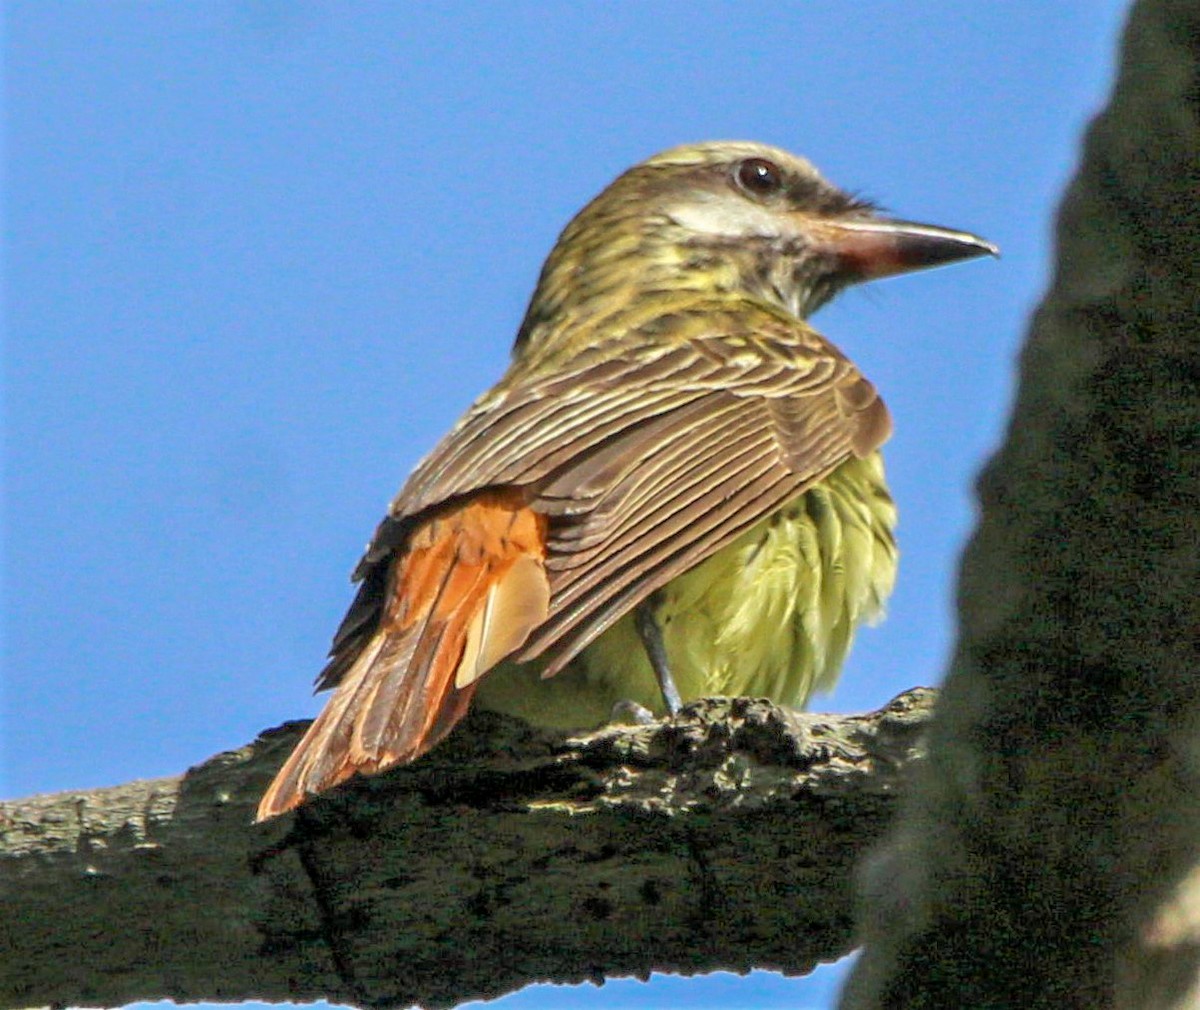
[
  {"left": 840, "top": 1, "right": 1200, "bottom": 1007},
  {"left": 0, "top": 690, "right": 934, "bottom": 1010}
]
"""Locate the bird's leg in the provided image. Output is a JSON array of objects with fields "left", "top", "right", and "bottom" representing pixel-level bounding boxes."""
[{"left": 635, "top": 599, "right": 682, "bottom": 715}]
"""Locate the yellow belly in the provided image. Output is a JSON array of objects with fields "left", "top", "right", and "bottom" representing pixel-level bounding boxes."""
[{"left": 474, "top": 452, "right": 897, "bottom": 728}]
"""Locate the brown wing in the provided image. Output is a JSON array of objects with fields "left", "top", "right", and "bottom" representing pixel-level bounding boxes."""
[{"left": 323, "top": 301, "right": 890, "bottom": 688}]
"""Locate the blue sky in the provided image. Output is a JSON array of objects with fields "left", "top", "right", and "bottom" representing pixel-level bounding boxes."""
[{"left": 6, "top": 3, "right": 1126, "bottom": 1007}]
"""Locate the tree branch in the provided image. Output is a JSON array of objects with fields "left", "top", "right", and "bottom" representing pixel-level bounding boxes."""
[
  {"left": 0, "top": 690, "right": 934, "bottom": 1010},
  {"left": 841, "top": 1, "right": 1200, "bottom": 1007}
]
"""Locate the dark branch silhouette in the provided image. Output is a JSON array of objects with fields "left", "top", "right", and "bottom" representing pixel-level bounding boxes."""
[{"left": 0, "top": 693, "right": 933, "bottom": 1009}]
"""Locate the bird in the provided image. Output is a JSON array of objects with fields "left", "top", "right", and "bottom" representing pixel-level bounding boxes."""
[{"left": 256, "top": 140, "right": 995, "bottom": 821}]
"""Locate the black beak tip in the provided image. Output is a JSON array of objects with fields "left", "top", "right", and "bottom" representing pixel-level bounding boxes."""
[
  {"left": 977, "top": 238, "right": 1001, "bottom": 259},
  {"left": 906, "top": 228, "right": 999, "bottom": 271}
]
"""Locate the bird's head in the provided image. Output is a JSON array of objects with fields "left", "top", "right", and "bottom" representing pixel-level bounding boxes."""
[{"left": 515, "top": 141, "right": 995, "bottom": 350}]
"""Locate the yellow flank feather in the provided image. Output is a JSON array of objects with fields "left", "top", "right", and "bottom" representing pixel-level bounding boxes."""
[{"left": 473, "top": 452, "right": 897, "bottom": 728}]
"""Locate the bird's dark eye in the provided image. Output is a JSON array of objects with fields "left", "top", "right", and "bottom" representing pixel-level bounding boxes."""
[{"left": 734, "top": 157, "right": 784, "bottom": 197}]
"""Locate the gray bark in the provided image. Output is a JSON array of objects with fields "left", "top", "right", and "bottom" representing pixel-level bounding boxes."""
[
  {"left": 840, "top": 1, "right": 1200, "bottom": 1007},
  {"left": 0, "top": 691, "right": 934, "bottom": 1010}
]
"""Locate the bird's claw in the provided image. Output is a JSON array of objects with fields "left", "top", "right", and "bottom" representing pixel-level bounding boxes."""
[{"left": 609, "top": 699, "right": 658, "bottom": 726}]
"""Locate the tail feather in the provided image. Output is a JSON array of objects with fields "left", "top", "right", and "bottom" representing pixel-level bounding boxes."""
[
  {"left": 256, "top": 494, "right": 549, "bottom": 821},
  {"left": 257, "top": 633, "right": 391, "bottom": 819}
]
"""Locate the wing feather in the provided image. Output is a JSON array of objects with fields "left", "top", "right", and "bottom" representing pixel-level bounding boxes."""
[
  {"left": 543, "top": 402, "right": 764, "bottom": 557},
  {"left": 544, "top": 421, "right": 776, "bottom": 588},
  {"left": 332, "top": 301, "right": 890, "bottom": 694},
  {"left": 530, "top": 471, "right": 803, "bottom": 675}
]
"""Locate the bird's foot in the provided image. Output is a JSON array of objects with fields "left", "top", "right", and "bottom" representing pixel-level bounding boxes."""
[{"left": 609, "top": 699, "right": 658, "bottom": 726}]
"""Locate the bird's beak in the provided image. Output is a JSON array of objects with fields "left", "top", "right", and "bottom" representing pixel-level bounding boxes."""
[{"left": 815, "top": 216, "right": 998, "bottom": 281}]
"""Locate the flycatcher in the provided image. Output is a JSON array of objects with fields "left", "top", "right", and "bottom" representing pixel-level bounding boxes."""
[{"left": 258, "top": 141, "right": 994, "bottom": 820}]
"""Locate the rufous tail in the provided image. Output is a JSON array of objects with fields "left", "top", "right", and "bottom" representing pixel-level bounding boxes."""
[{"left": 256, "top": 493, "right": 549, "bottom": 821}]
